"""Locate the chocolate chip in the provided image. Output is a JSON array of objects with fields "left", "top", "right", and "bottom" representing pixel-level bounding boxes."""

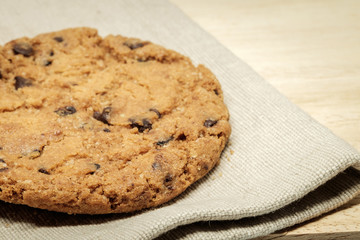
[
  {"left": 88, "top": 163, "right": 101, "bottom": 175},
  {"left": 53, "top": 36, "right": 64, "bottom": 43},
  {"left": 0, "top": 159, "right": 6, "bottom": 171},
  {"left": 149, "top": 108, "right": 161, "bottom": 118},
  {"left": 0, "top": 71, "right": 2, "bottom": 79},
  {"left": 103, "top": 128, "right": 111, "bottom": 132},
  {"left": 38, "top": 168, "right": 50, "bottom": 175},
  {"left": 64, "top": 106, "right": 76, "bottom": 113},
  {"left": 29, "top": 149, "right": 42, "bottom": 159},
  {"left": 204, "top": 164, "right": 209, "bottom": 171},
  {"left": 93, "top": 107, "right": 112, "bottom": 125},
  {"left": 55, "top": 106, "right": 77, "bottom": 116},
  {"left": 12, "top": 43, "right": 34, "bottom": 57},
  {"left": 142, "top": 119, "right": 152, "bottom": 131},
  {"left": 44, "top": 60, "right": 52, "bottom": 66},
  {"left": 49, "top": 50, "right": 54, "bottom": 56},
  {"left": 204, "top": 119, "right": 218, "bottom": 128},
  {"left": 164, "top": 173, "right": 173, "bottom": 189},
  {"left": 109, "top": 196, "right": 119, "bottom": 210},
  {"left": 93, "top": 112, "right": 102, "bottom": 121},
  {"left": 137, "top": 58, "right": 148, "bottom": 62},
  {"left": 176, "top": 133, "right": 187, "bottom": 141},
  {"left": 156, "top": 136, "right": 174, "bottom": 146},
  {"left": 164, "top": 174, "right": 172, "bottom": 183},
  {"left": 152, "top": 162, "right": 161, "bottom": 170},
  {"left": 214, "top": 89, "right": 219, "bottom": 95},
  {"left": 14, "top": 76, "right": 33, "bottom": 90},
  {"left": 129, "top": 118, "right": 152, "bottom": 133},
  {"left": 0, "top": 146, "right": 3, "bottom": 150},
  {"left": 123, "top": 41, "right": 145, "bottom": 50}
]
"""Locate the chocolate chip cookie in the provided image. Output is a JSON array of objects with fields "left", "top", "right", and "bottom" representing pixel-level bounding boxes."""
[{"left": 0, "top": 27, "right": 230, "bottom": 214}]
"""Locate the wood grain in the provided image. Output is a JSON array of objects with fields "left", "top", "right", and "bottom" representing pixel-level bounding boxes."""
[{"left": 170, "top": 0, "right": 360, "bottom": 238}]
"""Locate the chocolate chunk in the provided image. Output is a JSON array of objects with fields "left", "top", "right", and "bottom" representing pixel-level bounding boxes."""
[
  {"left": 129, "top": 118, "right": 152, "bottom": 133},
  {"left": 176, "top": 133, "right": 187, "bottom": 141},
  {"left": 214, "top": 89, "right": 219, "bottom": 95},
  {"left": 0, "top": 71, "right": 2, "bottom": 79},
  {"left": 204, "top": 164, "right": 209, "bottom": 171},
  {"left": 94, "top": 163, "right": 101, "bottom": 170},
  {"left": 12, "top": 43, "right": 34, "bottom": 57},
  {"left": 103, "top": 128, "right": 111, "bottom": 132},
  {"left": 93, "top": 107, "right": 112, "bottom": 125},
  {"left": 0, "top": 158, "right": 6, "bottom": 171},
  {"left": 123, "top": 41, "right": 144, "bottom": 50},
  {"left": 55, "top": 106, "right": 77, "bottom": 116},
  {"left": 109, "top": 196, "right": 118, "bottom": 210},
  {"left": 149, "top": 108, "right": 161, "bottom": 118},
  {"left": 53, "top": 36, "right": 64, "bottom": 42},
  {"left": 93, "top": 112, "right": 102, "bottom": 121},
  {"left": 89, "top": 163, "right": 101, "bottom": 175},
  {"left": 38, "top": 168, "right": 50, "bottom": 175},
  {"left": 142, "top": 119, "right": 152, "bottom": 131},
  {"left": 29, "top": 149, "right": 42, "bottom": 159},
  {"left": 15, "top": 76, "right": 33, "bottom": 90},
  {"left": 137, "top": 58, "right": 148, "bottom": 62},
  {"left": 152, "top": 162, "right": 161, "bottom": 170},
  {"left": 44, "top": 60, "right": 52, "bottom": 66},
  {"left": 204, "top": 119, "right": 218, "bottom": 128},
  {"left": 64, "top": 106, "right": 76, "bottom": 114},
  {"left": 164, "top": 174, "right": 172, "bottom": 183},
  {"left": 50, "top": 50, "right": 54, "bottom": 56},
  {"left": 156, "top": 136, "right": 174, "bottom": 146},
  {"left": 164, "top": 173, "right": 173, "bottom": 189}
]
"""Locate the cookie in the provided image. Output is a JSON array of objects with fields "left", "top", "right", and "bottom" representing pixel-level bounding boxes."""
[{"left": 0, "top": 27, "right": 231, "bottom": 214}]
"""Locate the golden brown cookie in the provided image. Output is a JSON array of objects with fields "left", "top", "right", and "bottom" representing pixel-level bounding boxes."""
[{"left": 0, "top": 27, "right": 230, "bottom": 214}]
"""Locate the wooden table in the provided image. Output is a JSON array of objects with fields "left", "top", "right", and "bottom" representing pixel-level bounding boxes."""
[{"left": 170, "top": 0, "right": 360, "bottom": 239}]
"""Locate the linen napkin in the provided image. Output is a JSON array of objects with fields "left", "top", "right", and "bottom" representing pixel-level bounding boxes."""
[{"left": 0, "top": 0, "right": 359, "bottom": 239}]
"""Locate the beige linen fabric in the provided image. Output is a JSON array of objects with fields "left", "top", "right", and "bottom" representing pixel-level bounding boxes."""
[{"left": 0, "top": 0, "right": 360, "bottom": 239}]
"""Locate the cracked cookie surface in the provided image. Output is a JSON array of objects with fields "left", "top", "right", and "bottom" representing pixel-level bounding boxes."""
[{"left": 0, "top": 27, "right": 231, "bottom": 214}]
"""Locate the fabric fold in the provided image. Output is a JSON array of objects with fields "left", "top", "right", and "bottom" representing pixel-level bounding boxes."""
[{"left": 157, "top": 168, "right": 360, "bottom": 239}]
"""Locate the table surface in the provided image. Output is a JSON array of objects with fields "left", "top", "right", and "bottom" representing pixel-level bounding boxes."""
[{"left": 170, "top": 0, "right": 360, "bottom": 239}]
